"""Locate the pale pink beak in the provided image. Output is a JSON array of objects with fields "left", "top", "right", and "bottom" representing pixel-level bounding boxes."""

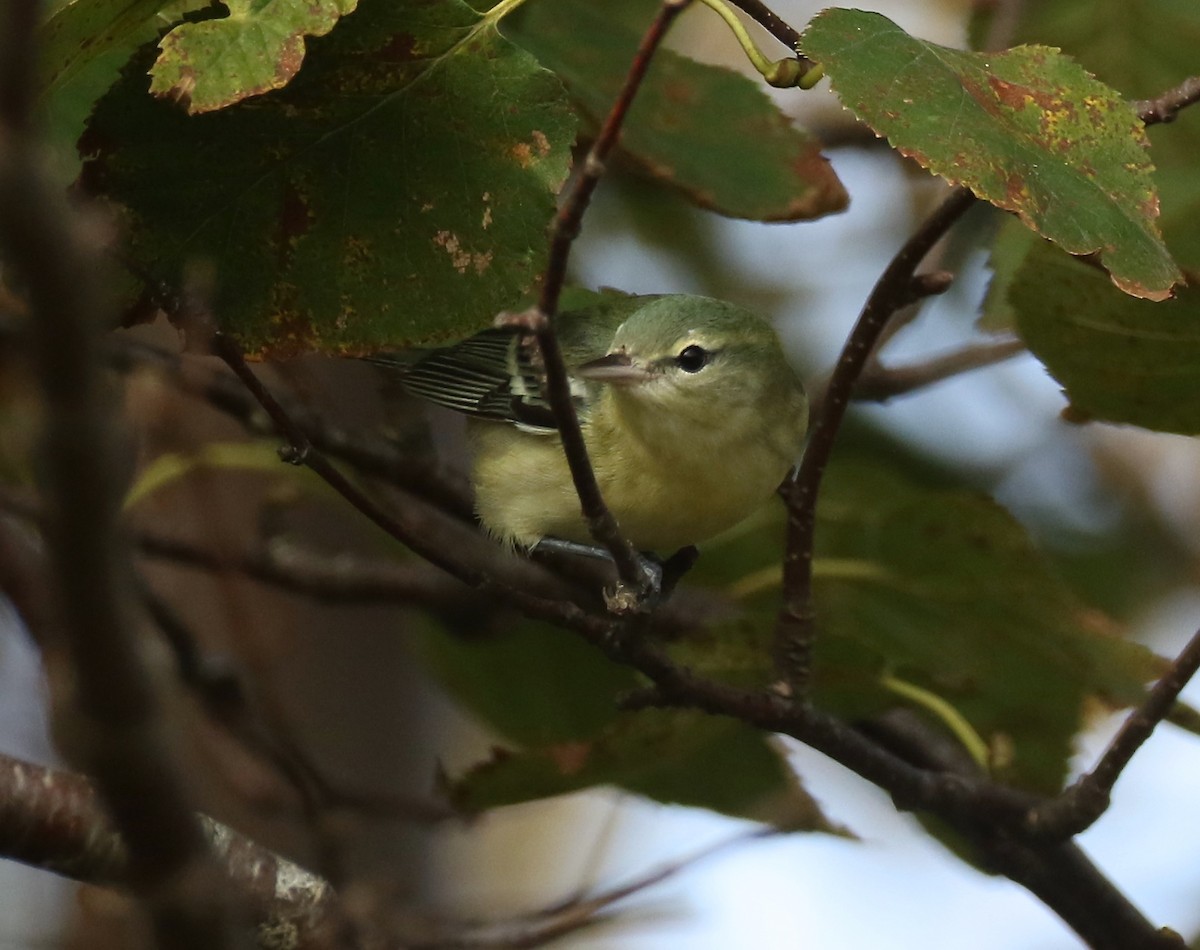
[{"left": 574, "top": 352, "right": 653, "bottom": 386}]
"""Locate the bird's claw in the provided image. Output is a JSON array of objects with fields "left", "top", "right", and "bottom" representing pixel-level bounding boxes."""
[
  {"left": 532, "top": 538, "right": 698, "bottom": 614},
  {"left": 603, "top": 555, "right": 663, "bottom": 614}
]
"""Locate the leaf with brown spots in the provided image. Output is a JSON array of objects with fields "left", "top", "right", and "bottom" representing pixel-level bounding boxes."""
[
  {"left": 502, "top": 0, "right": 846, "bottom": 222},
  {"left": 81, "top": 0, "right": 577, "bottom": 354},
  {"left": 149, "top": 0, "right": 358, "bottom": 114},
  {"left": 802, "top": 8, "right": 1179, "bottom": 300},
  {"left": 968, "top": 0, "right": 1200, "bottom": 273}
]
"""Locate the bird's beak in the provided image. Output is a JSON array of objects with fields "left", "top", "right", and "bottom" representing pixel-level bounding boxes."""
[{"left": 574, "top": 351, "right": 653, "bottom": 387}]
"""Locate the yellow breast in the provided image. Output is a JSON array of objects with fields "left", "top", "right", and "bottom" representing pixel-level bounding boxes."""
[{"left": 468, "top": 387, "right": 805, "bottom": 551}]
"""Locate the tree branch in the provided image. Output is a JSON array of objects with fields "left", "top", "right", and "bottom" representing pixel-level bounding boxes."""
[
  {"left": 105, "top": 331, "right": 475, "bottom": 522},
  {"left": 1022, "top": 625, "right": 1200, "bottom": 841},
  {"left": 724, "top": 0, "right": 799, "bottom": 51},
  {"left": 773, "top": 187, "right": 977, "bottom": 696},
  {"left": 1137, "top": 76, "right": 1200, "bottom": 125},
  {"left": 0, "top": 750, "right": 353, "bottom": 950},
  {"left": 512, "top": 0, "right": 695, "bottom": 606},
  {"left": 0, "top": 3, "right": 237, "bottom": 942},
  {"left": 848, "top": 336, "right": 1026, "bottom": 403}
]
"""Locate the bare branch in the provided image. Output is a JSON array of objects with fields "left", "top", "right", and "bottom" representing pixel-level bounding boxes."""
[
  {"left": 0, "top": 6, "right": 237, "bottom": 943},
  {"left": 0, "top": 750, "right": 352, "bottom": 950},
  {"left": 1023, "top": 625, "right": 1200, "bottom": 841},
  {"left": 1137, "top": 76, "right": 1200, "bottom": 125},
  {"left": 523, "top": 0, "right": 695, "bottom": 605},
  {"left": 849, "top": 336, "right": 1026, "bottom": 403},
  {"left": 773, "top": 187, "right": 977, "bottom": 696},
  {"left": 722, "top": 0, "right": 809, "bottom": 61},
  {"left": 413, "top": 828, "right": 778, "bottom": 949},
  {"left": 105, "top": 331, "right": 475, "bottom": 522}
]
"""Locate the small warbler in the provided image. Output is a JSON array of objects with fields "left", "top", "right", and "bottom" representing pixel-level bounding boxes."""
[{"left": 378, "top": 294, "right": 808, "bottom": 553}]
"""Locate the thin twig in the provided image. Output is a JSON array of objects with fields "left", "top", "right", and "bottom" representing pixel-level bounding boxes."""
[
  {"left": 141, "top": 530, "right": 477, "bottom": 608},
  {"left": 849, "top": 336, "right": 1026, "bottom": 403},
  {"left": 520, "top": 0, "right": 694, "bottom": 605},
  {"left": 1023, "top": 625, "right": 1200, "bottom": 841},
  {"left": 413, "top": 828, "right": 778, "bottom": 949},
  {"left": 773, "top": 187, "right": 977, "bottom": 696},
  {"left": 1137, "top": 76, "right": 1200, "bottom": 125},
  {"left": 103, "top": 330, "right": 476, "bottom": 521}
]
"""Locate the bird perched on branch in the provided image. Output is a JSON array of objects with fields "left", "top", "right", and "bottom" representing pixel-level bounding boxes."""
[{"left": 370, "top": 293, "right": 808, "bottom": 555}]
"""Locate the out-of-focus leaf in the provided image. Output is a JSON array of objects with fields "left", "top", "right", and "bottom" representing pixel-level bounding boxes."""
[
  {"left": 416, "top": 622, "right": 639, "bottom": 746},
  {"left": 39, "top": 0, "right": 174, "bottom": 97},
  {"left": 978, "top": 217, "right": 1038, "bottom": 333},
  {"left": 419, "top": 620, "right": 834, "bottom": 827},
  {"left": 451, "top": 709, "right": 837, "bottom": 830},
  {"left": 503, "top": 0, "right": 846, "bottom": 222},
  {"left": 82, "top": 0, "right": 577, "bottom": 355},
  {"left": 801, "top": 8, "right": 1179, "bottom": 300},
  {"left": 149, "top": 0, "right": 358, "bottom": 113},
  {"left": 969, "top": 0, "right": 1200, "bottom": 270},
  {"left": 124, "top": 441, "right": 329, "bottom": 509},
  {"left": 36, "top": 0, "right": 203, "bottom": 173},
  {"left": 1010, "top": 239, "right": 1200, "bottom": 434},
  {"left": 678, "top": 459, "right": 1162, "bottom": 794}
]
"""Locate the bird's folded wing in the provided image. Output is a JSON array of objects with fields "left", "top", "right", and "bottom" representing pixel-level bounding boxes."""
[{"left": 400, "top": 328, "right": 565, "bottom": 433}]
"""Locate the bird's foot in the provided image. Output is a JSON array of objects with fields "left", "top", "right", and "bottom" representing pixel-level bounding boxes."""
[
  {"left": 604, "top": 554, "right": 663, "bottom": 614},
  {"left": 532, "top": 539, "right": 699, "bottom": 613}
]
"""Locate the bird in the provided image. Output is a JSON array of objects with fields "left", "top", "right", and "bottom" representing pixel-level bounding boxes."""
[{"left": 371, "top": 293, "right": 808, "bottom": 555}]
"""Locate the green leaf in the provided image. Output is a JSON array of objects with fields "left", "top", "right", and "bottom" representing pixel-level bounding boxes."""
[
  {"left": 678, "top": 459, "right": 1162, "bottom": 794},
  {"left": 1010, "top": 239, "right": 1200, "bottom": 434},
  {"left": 801, "top": 8, "right": 1179, "bottom": 300},
  {"left": 417, "top": 620, "right": 832, "bottom": 827},
  {"left": 978, "top": 216, "right": 1037, "bottom": 333},
  {"left": 40, "top": 0, "right": 175, "bottom": 98},
  {"left": 82, "top": 0, "right": 577, "bottom": 355},
  {"left": 416, "top": 621, "right": 640, "bottom": 747},
  {"left": 36, "top": 0, "right": 203, "bottom": 172},
  {"left": 149, "top": 0, "right": 358, "bottom": 114},
  {"left": 123, "top": 441, "right": 331, "bottom": 509},
  {"left": 970, "top": 0, "right": 1200, "bottom": 271},
  {"left": 503, "top": 0, "right": 846, "bottom": 222},
  {"left": 451, "top": 708, "right": 836, "bottom": 830}
]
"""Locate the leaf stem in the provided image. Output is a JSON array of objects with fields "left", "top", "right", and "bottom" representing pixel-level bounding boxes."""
[
  {"left": 881, "top": 674, "right": 990, "bottom": 770},
  {"left": 696, "top": 0, "right": 820, "bottom": 88}
]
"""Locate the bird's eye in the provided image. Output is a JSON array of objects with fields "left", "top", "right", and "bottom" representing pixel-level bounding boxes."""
[{"left": 676, "top": 345, "right": 710, "bottom": 373}]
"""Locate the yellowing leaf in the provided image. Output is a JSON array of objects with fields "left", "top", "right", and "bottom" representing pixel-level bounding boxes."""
[
  {"left": 802, "top": 8, "right": 1179, "bottom": 300},
  {"left": 149, "top": 0, "right": 358, "bottom": 114}
]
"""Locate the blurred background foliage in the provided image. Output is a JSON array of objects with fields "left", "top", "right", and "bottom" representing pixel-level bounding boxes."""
[{"left": 3, "top": 0, "right": 1200, "bottom": 947}]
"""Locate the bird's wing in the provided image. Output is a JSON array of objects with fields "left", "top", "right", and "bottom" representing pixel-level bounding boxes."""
[{"left": 398, "top": 327, "right": 571, "bottom": 433}]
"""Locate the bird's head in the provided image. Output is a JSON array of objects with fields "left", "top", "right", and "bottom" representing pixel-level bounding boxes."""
[{"left": 573, "top": 295, "right": 804, "bottom": 432}]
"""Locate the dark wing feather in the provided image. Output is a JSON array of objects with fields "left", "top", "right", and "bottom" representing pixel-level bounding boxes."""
[{"left": 394, "top": 328, "right": 570, "bottom": 433}]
